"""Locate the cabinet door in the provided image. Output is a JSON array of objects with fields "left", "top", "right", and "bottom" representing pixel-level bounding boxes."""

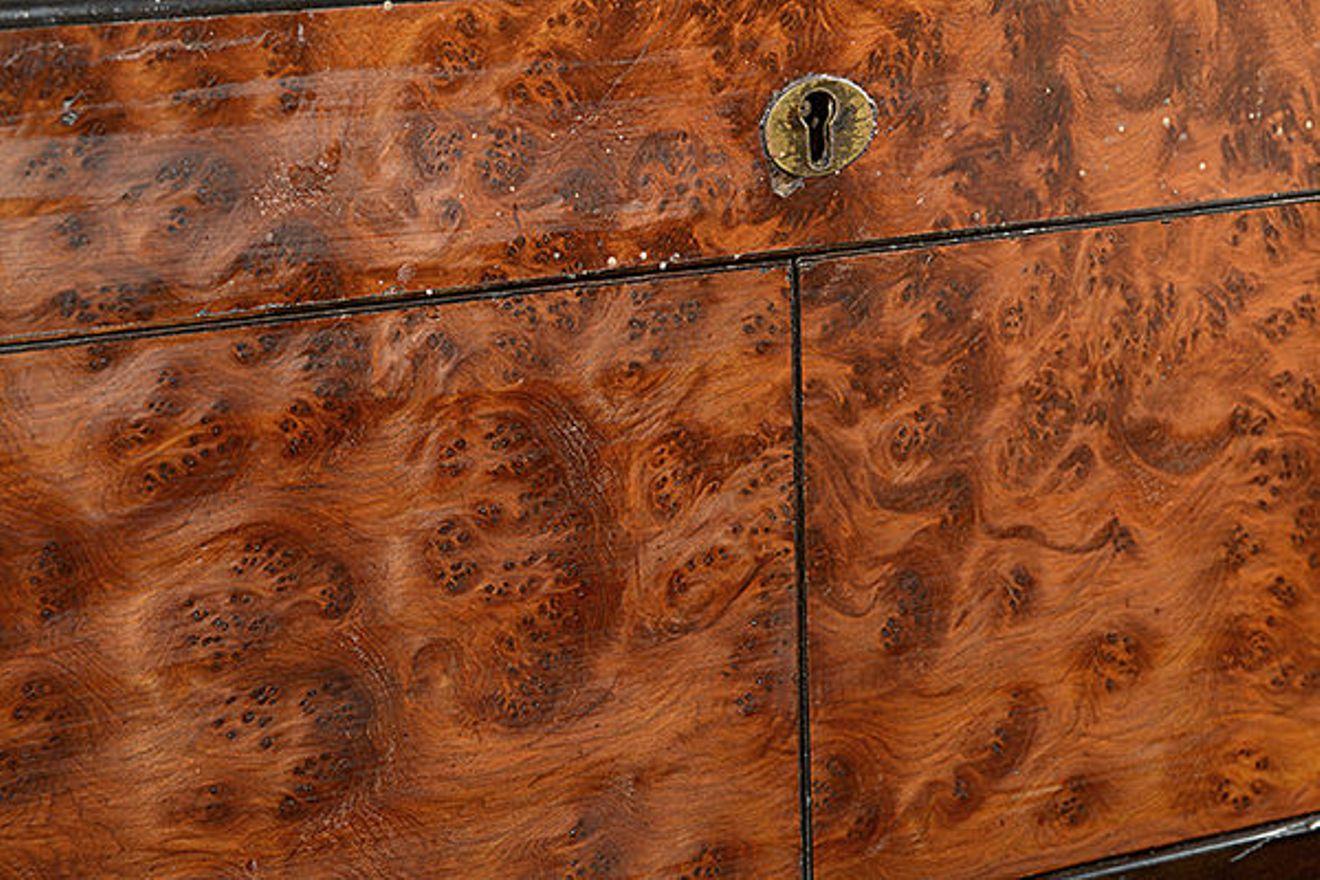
[
  {"left": 802, "top": 204, "right": 1320, "bottom": 879},
  {"left": 0, "top": 267, "right": 800, "bottom": 877}
]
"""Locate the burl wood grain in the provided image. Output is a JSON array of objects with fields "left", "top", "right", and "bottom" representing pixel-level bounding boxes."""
[
  {"left": 802, "top": 205, "right": 1320, "bottom": 879},
  {"left": 3, "top": 0, "right": 1320, "bottom": 342},
  {"left": 0, "top": 267, "right": 799, "bottom": 877}
]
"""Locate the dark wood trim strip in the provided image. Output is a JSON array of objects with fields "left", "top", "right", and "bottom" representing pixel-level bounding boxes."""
[
  {"left": 0, "top": 259, "right": 784, "bottom": 355},
  {"left": 791, "top": 189, "right": 1320, "bottom": 273},
  {"left": 0, "top": 0, "right": 402, "bottom": 30},
  {"left": 1035, "top": 812, "right": 1320, "bottom": 879},
  {"left": 790, "top": 259, "right": 815, "bottom": 880},
  {"left": 4, "top": 189, "right": 1320, "bottom": 357}
]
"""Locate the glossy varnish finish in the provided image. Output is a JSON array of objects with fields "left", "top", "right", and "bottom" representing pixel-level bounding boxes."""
[
  {"left": 803, "top": 204, "right": 1320, "bottom": 879},
  {"left": 0, "top": 267, "right": 800, "bottom": 876},
  {"left": 3, "top": 0, "right": 1320, "bottom": 341}
]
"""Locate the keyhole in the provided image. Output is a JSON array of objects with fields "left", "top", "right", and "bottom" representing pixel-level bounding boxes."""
[{"left": 799, "top": 89, "right": 837, "bottom": 170}]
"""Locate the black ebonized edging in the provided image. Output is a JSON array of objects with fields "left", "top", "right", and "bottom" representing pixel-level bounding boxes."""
[
  {"left": 0, "top": 0, "right": 407, "bottom": 29},
  {"left": 1036, "top": 812, "right": 1320, "bottom": 879},
  {"left": 5, "top": 189, "right": 1320, "bottom": 354}
]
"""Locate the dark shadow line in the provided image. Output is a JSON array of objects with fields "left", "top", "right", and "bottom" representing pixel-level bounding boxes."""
[
  {"left": 0, "top": 261, "right": 780, "bottom": 354},
  {"left": 1029, "top": 811, "right": 1320, "bottom": 879},
  {"left": 3, "top": 188, "right": 1320, "bottom": 355},
  {"left": 0, "top": 0, "right": 426, "bottom": 30},
  {"left": 791, "top": 187, "right": 1320, "bottom": 270},
  {"left": 789, "top": 259, "right": 814, "bottom": 880}
]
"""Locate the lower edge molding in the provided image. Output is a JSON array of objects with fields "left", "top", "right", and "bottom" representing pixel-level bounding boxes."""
[{"left": 1035, "top": 812, "right": 1320, "bottom": 880}]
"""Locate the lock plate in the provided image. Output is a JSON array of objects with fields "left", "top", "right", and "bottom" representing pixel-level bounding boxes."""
[{"left": 761, "top": 74, "right": 878, "bottom": 180}]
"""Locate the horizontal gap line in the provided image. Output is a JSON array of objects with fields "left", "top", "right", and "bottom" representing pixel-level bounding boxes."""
[
  {"left": 1033, "top": 810, "right": 1320, "bottom": 879},
  {"left": 0, "top": 0, "right": 419, "bottom": 31},
  {"left": 793, "top": 188, "right": 1320, "bottom": 268},
  {"left": 2, "top": 188, "right": 1319, "bottom": 355},
  {"left": 0, "top": 259, "right": 776, "bottom": 354}
]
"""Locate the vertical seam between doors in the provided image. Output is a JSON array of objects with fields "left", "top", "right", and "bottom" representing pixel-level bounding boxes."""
[{"left": 790, "top": 259, "right": 814, "bottom": 880}]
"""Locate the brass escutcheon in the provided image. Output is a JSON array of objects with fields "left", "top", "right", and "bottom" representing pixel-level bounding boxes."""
[{"left": 761, "top": 74, "right": 877, "bottom": 195}]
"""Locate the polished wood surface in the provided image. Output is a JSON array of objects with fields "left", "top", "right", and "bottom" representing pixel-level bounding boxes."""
[
  {"left": 0, "top": 266, "right": 800, "bottom": 877},
  {"left": 5, "top": 0, "right": 1320, "bottom": 874},
  {"left": 3, "top": 0, "right": 1320, "bottom": 341},
  {"left": 802, "top": 204, "right": 1320, "bottom": 879}
]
